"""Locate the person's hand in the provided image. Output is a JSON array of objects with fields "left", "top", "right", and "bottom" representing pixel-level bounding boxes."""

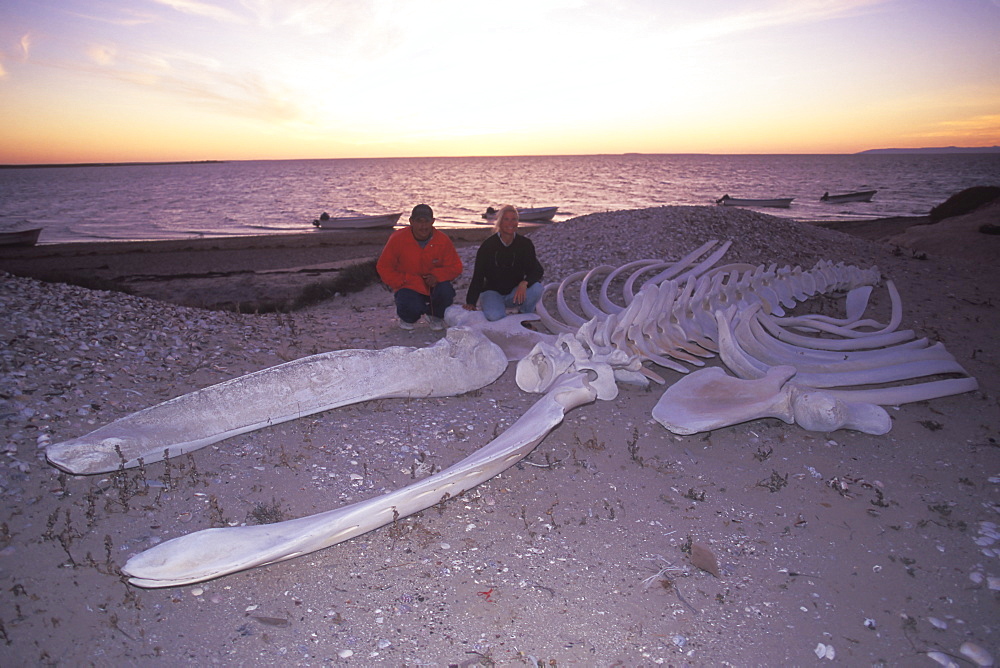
[
  {"left": 513, "top": 281, "right": 527, "bottom": 305},
  {"left": 422, "top": 274, "right": 439, "bottom": 289},
  {"left": 462, "top": 303, "right": 477, "bottom": 311}
]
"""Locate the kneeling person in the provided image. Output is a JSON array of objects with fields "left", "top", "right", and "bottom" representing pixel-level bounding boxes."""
[
  {"left": 464, "top": 205, "right": 544, "bottom": 321},
  {"left": 377, "top": 204, "right": 462, "bottom": 330}
]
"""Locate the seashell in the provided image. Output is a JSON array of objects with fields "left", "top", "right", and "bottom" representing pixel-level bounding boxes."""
[
  {"left": 814, "top": 643, "right": 835, "bottom": 660},
  {"left": 252, "top": 616, "right": 290, "bottom": 627},
  {"left": 928, "top": 616, "right": 948, "bottom": 629},
  {"left": 690, "top": 541, "right": 721, "bottom": 578},
  {"left": 988, "top": 576, "right": 1000, "bottom": 592},
  {"left": 926, "top": 651, "right": 960, "bottom": 667},
  {"left": 959, "top": 642, "right": 994, "bottom": 667}
]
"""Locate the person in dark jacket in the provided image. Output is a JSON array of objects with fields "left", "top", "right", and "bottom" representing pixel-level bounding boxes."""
[{"left": 463, "top": 205, "right": 543, "bottom": 321}]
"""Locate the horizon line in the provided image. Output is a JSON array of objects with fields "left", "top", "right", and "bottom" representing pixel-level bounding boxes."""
[{"left": 3, "top": 146, "right": 1000, "bottom": 169}]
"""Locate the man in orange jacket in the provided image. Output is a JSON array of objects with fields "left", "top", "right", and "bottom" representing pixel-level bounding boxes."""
[{"left": 376, "top": 204, "right": 463, "bottom": 331}]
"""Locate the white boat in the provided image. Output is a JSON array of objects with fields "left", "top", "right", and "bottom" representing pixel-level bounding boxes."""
[
  {"left": 716, "top": 195, "right": 794, "bottom": 208},
  {"left": 482, "top": 206, "right": 559, "bottom": 222},
  {"left": 821, "top": 190, "right": 877, "bottom": 203},
  {"left": 312, "top": 212, "right": 402, "bottom": 230},
  {"left": 0, "top": 227, "right": 42, "bottom": 246}
]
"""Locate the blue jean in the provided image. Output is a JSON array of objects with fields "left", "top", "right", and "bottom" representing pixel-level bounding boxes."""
[
  {"left": 394, "top": 282, "right": 456, "bottom": 323},
  {"left": 480, "top": 282, "right": 543, "bottom": 322}
]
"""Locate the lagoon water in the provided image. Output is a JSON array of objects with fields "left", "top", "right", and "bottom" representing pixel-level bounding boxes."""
[{"left": 2, "top": 153, "right": 998, "bottom": 244}]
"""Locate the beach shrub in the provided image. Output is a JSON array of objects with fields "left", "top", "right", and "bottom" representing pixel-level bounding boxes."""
[
  {"left": 290, "top": 259, "right": 381, "bottom": 311},
  {"left": 929, "top": 186, "right": 1000, "bottom": 222},
  {"left": 34, "top": 273, "right": 134, "bottom": 296},
  {"left": 229, "top": 259, "right": 382, "bottom": 313}
]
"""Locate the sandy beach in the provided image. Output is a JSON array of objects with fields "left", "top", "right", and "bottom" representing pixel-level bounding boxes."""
[{"left": 1, "top": 205, "right": 997, "bottom": 666}]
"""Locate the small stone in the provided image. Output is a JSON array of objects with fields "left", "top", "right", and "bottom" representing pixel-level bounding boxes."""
[
  {"left": 191, "top": 587, "right": 204, "bottom": 596},
  {"left": 338, "top": 649, "right": 354, "bottom": 659},
  {"left": 959, "top": 642, "right": 994, "bottom": 667},
  {"left": 926, "top": 650, "right": 960, "bottom": 667}
]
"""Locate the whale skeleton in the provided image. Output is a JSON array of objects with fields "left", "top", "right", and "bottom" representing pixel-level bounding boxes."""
[{"left": 44, "top": 240, "right": 977, "bottom": 587}]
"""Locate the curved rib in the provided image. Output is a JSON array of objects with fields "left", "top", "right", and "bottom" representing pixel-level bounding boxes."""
[
  {"left": 555, "top": 270, "right": 591, "bottom": 328},
  {"left": 598, "top": 259, "right": 660, "bottom": 313},
  {"left": 578, "top": 265, "right": 615, "bottom": 319}
]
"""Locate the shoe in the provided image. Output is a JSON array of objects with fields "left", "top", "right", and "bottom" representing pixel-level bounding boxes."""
[
  {"left": 399, "top": 318, "right": 415, "bottom": 331},
  {"left": 428, "top": 316, "right": 445, "bottom": 331}
]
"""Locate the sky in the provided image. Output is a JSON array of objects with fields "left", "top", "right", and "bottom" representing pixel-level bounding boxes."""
[{"left": 1, "top": 0, "right": 999, "bottom": 164}]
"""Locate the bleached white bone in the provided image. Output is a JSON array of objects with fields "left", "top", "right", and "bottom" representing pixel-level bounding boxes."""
[
  {"left": 444, "top": 306, "right": 553, "bottom": 362},
  {"left": 716, "top": 307, "right": 970, "bottom": 388},
  {"left": 47, "top": 328, "right": 508, "bottom": 475},
  {"left": 520, "top": 249, "right": 974, "bottom": 436},
  {"left": 651, "top": 366, "right": 892, "bottom": 436},
  {"left": 46, "top": 238, "right": 981, "bottom": 590},
  {"left": 122, "top": 373, "right": 598, "bottom": 587},
  {"left": 598, "top": 259, "right": 658, "bottom": 313},
  {"left": 738, "top": 307, "right": 951, "bottom": 370}
]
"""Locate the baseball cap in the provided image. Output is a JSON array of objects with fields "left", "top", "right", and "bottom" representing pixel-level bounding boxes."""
[{"left": 411, "top": 204, "right": 434, "bottom": 219}]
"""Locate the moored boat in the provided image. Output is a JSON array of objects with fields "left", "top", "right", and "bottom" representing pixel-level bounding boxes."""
[
  {"left": 0, "top": 227, "right": 42, "bottom": 246},
  {"left": 482, "top": 206, "right": 559, "bottom": 222},
  {"left": 716, "top": 195, "right": 794, "bottom": 208},
  {"left": 312, "top": 212, "right": 402, "bottom": 230},
  {"left": 821, "top": 190, "right": 878, "bottom": 203}
]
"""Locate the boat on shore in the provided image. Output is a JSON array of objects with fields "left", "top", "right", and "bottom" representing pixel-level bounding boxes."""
[
  {"left": 312, "top": 212, "right": 402, "bottom": 230},
  {"left": 716, "top": 195, "right": 794, "bottom": 208},
  {"left": 0, "top": 227, "right": 42, "bottom": 246},
  {"left": 821, "top": 190, "right": 878, "bottom": 203},
  {"left": 482, "top": 206, "right": 559, "bottom": 222}
]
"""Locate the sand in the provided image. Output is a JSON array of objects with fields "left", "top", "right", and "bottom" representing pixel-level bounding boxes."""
[{"left": 0, "top": 206, "right": 997, "bottom": 666}]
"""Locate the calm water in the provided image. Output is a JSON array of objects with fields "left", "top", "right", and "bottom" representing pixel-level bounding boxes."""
[{"left": 2, "top": 154, "right": 998, "bottom": 244}]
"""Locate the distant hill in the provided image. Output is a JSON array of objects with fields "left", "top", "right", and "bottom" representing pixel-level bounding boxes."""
[{"left": 857, "top": 146, "right": 1000, "bottom": 155}]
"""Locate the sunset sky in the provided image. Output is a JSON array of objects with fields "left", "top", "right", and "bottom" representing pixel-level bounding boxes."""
[{"left": 1, "top": 0, "right": 998, "bottom": 164}]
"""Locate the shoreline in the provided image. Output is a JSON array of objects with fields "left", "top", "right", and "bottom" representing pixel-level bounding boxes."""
[
  {"left": 807, "top": 214, "right": 931, "bottom": 241},
  {"left": 0, "top": 213, "right": 928, "bottom": 311},
  {"left": 1, "top": 225, "right": 504, "bottom": 258}
]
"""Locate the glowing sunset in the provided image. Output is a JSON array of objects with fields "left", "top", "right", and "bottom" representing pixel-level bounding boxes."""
[{"left": 2, "top": 0, "right": 998, "bottom": 164}]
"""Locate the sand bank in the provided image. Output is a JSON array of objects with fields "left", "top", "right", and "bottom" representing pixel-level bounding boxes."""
[{"left": 0, "top": 206, "right": 996, "bottom": 665}]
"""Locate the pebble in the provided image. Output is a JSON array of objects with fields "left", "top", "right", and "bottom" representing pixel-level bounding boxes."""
[
  {"left": 191, "top": 587, "right": 204, "bottom": 596},
  {"left": 960, "top": 642, "right": 994, "bottom": 667},
  {"left": 338, "top": 649, "right": 354, "bottom": 659}
]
